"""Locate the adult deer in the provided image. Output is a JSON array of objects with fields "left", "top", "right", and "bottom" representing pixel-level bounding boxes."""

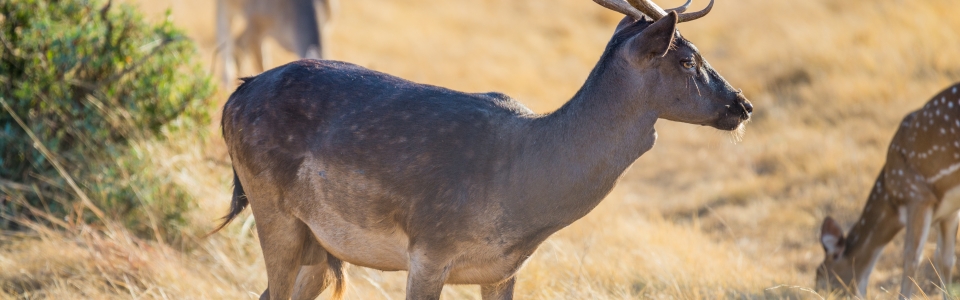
[
  {"left": 216, "top": 0, "right": 335, "bottom": 86},
  {"left": 216, "top": 0, "right": 752, "bottom": 299},
  {"left": 818, "top": 82, "right": 960, "bottom": 299}
]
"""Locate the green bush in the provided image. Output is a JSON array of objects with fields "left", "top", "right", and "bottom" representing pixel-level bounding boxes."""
[{"left": 0, "top": 0, "right": 214, "bottom": 238}]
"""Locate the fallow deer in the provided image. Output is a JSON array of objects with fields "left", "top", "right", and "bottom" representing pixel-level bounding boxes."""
[
  {"left": 818, "top": 82, "right": 960, "bottom": 299},
  {"left": 216, "top": 0, "right": 335, "bottom": 86},
  {"left": 216, "top": 0, "right": 752, "bottom": 299}
]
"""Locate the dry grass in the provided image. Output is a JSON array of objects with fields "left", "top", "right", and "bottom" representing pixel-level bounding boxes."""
[{"left": 3, "top": 0, "right": 960, "bottom": 298}]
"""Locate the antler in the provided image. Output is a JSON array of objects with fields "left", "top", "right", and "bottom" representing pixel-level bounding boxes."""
[
  {"left": 674, "top": 0, "right": 712, "bottom": 22},
  {"left": 664, "top": 0, "right": 692, "bottom": 13},
  {"left": 592, "top": 0, "right": 645, "bottom": 21},
  {"left": 594, "top": 0, "right": 713, "bottom": 23}
]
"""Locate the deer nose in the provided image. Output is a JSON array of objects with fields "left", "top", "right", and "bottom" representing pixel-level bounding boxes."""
[
  {"left": 735, "top": 90, "right": 753, "bottom": 115},
  {"left": 741, "top": 99, "right": 753, "bottom": 114}
]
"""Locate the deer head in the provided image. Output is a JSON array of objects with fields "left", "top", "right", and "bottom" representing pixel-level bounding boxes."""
[
  {"left": 594, "top": 0, "right": 751, "bottom": 132},
  {"left": 816, "top": 216, "right": 861, "bottom": 296}
]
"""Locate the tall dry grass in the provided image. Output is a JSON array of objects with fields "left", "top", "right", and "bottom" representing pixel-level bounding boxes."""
[{"left": 3, "top": 0, "right": 960, "bottom": 298}]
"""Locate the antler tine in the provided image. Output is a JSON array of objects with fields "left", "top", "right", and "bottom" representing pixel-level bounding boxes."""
[
  {"left": 676, "top": 0, "right": 713, "bottom": 23},
  {"left": 594, "top": 0, "right": 712, "bottom": 23},
  {"left": 664, "top": 0, "right": 692, "bottom": 14},
  {"left": 625, "top": 0, "right": 667, "bottom": 20},
  {"left": 592, "top": 0, "right": 646, "bottom": 21}
]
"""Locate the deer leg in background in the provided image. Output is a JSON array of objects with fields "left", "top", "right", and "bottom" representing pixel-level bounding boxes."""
[
  {"left": 236, "top": 25, "right": 266, "bottom": 75},
  {"left": 480, "top": 277, "right": 516, "bottom": 300},
  {"left": 216, "top": 0, "right": 236, "bottom": 86},
  {"left": 259, "top": 41, "right": 272, "bottom": 74},
  {"left": 291, "top": 0, "right": 323, "bottom": 59}
]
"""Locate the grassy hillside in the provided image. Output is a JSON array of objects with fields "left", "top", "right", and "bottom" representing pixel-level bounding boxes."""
[{"left": 3, "top": 0, "right": 960, "bottom": 298}]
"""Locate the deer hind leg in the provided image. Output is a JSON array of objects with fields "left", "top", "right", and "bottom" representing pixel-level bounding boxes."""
[
  {"left": 900, "top": 203, "right": 935, "bottom": 300},
  {"left": 292, "top": 235, "right": 347, "bottom": 300},
  {"left": 259, "top": 233, "right": 346, "bottom": 300},
  {"left": 292, "top": 257, "right": 346, "bottom": 300},
  {"left": 252, "top": 207, "right": 310, "bottom": 300},
  {"left": 936, "top": 212, "right": 959, "bottom": 298},
  {"left": 480, "top": 277, "right": 516, "bottom": 300}
]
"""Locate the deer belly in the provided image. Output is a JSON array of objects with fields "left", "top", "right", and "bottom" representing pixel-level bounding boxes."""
[
  {"left": 304, "top": 213, "right": 410, "bottom": 271},
  {"left": 934, "top": 185, "right": 960, "bottom": 221},
  {"left": 445, "top": 248, "right": 530, "bottom": 285}
]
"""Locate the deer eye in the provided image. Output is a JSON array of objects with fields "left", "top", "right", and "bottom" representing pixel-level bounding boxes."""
[{"left": 681, "top": 60, "right": 696, "bottom": 70}]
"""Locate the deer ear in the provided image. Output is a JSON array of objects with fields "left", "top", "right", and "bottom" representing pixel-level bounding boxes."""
[
  {"left": 614, "top": 15, "right": 637, "bottom": 33},
  {"left": 820, "top": 216, "right": 846, "bottom": 259},
  {"left": 633, "top": 11, "right": 678, "bottom": 58}
]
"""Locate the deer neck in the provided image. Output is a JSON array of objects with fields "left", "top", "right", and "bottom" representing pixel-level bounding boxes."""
[
  {"left": 513, "top": 54, "right": 659, "bottom": 229},
  {"left": 842, "top": 171, "right": 904, "bottom": 293}
]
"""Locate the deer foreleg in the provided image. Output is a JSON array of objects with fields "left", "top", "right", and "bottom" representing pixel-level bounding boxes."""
[
  {"left": 405, "top": 250, "right": 452, "bottom": 300},
  {"left": 900, "top": 203, "right": 934, "bottom": 300},
  {"left": 480, "top": 277, "right": 516, "bottom": 300},
  {"left": 936, "top": 212, "right": 959, "bottom": 299}
]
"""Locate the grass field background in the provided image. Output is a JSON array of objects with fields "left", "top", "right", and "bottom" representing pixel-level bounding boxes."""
[{"left": 3, "top": 0, "right": 960, "bottom": 298}]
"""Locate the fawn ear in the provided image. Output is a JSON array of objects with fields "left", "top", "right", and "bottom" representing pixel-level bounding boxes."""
[
  {"left": 820, "top": 216, "right": 846, "bottom": 260},
  {"left": 633, "top": 11, "right": 678, "bottom": 58}
]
